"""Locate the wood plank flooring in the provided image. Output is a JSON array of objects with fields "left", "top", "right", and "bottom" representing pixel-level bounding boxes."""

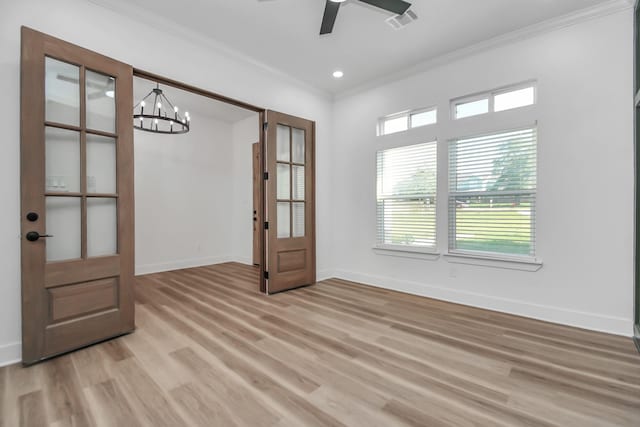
[{"left": 1, "top": 262, "right": 639, "bottom": 426}]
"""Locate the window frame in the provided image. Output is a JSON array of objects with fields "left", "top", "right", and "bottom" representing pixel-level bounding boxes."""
[
  {"left": 378, "top": 106, "right": 438, "bottom": 136},
  {"left": 447, "top": 125, "right": 539, "bottom": 262},
  {"left": 376, "top": 141, "right": 439, "bottom": 253},
  {"left": 452, "top": 81, "right": 537, "bottom": 120}
]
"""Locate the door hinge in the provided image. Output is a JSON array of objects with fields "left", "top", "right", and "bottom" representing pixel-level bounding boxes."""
[
  {"left": 264, "top": 221, "right": 269, "bottom": 230},
  {"left": 263, "top": 122, "right": 268, "bottom": 131},
  {"left": 263, "top": 172, "right": 269, "bottom": 180},
  {"left": 264, "top": 271, "right": 269, "bottom": 280}
]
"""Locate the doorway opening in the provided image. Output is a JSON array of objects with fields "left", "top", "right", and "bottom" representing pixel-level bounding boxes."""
[{"left": 132, "top": 74, "right": 263, "bottom": 290}]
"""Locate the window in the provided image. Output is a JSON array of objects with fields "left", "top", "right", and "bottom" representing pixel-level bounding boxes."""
[
  {"left": 382, "top": 115, "right": 408, "bottom": 135},
  {"left": 378, "top": 107, "right": 437, "bottom": 136},
  {"left": 377, "top": 142, "right": 437, "bottom": 250},
  {"left": 494, "top": 86, "right": 535, "bottom": 112},
  {"left": 453, "top": 83, "right": 536, "bottom": 119},
  {"left": 410, "top": 109, "right": 437, "bottom": 128},
  {"left": 455, "top": 98, "right": 489, "bottom": 119},
  {"left": 448, "top": 128, "right": 537, "bottom": 258}
]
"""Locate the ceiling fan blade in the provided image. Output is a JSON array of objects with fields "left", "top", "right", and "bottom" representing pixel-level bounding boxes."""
[
  {"left": 320, "top": 0, "right": 341, "bottom": 35},
  {"left": 358, "top": 0, "right": 411, "bottom": 15}
]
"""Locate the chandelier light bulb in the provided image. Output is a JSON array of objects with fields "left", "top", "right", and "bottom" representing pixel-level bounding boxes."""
[
  {"left": 174, "top": 106, "right": 179, "bottom": 112},
  {"left": 154, "top": 118, "right": 159, "bottom": 125},
  {"left": 157, "top": 102, "right": 162, "bottom": 109},
  {"left": 140, "top": 101, "right": 146, "bottom": 107}
]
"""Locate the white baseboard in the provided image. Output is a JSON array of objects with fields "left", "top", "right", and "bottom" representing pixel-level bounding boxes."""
[
  {"left": 333, "top": 269, "right": 633, "bottom": 337},
  {"left": 135, "top": 255, "right": 234, "bottom": 276},
  {"left": 317, "top": 270, "right": 335, "bottom": 282},
  {"left": 0, "top": 342, "right": 21, "bottom": 368}
]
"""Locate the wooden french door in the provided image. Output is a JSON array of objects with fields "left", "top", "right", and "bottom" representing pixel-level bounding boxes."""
[
  {"left": 263, "top": 111, "right": 316, "bottom": 294},
  {"left": 20, "top": 27, "right": 135, "bottom": 364},
  {"left": 253, "top": 142, "right": 261, "bottom": 266}
]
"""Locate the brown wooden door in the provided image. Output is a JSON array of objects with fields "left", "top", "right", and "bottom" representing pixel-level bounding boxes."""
[
  {"left": 264, "top": 111, "right": 315, "bottom": 294},
  {"left": 252, "top": 142, "right": 261, "bottom": 266},
  {"left": 20, "top": 27, "right": 135, "bottom": 364}
]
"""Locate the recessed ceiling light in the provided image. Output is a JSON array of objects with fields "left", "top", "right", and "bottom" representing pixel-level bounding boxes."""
[
  {"left": 105, "top": 90, "right": 115, "bottom": 98},
  {"left": 332, "top": 70, "right": 344, "bottom": 79},
  {"left": 330, "top": 0, "right": 347, "bottom": 2}
]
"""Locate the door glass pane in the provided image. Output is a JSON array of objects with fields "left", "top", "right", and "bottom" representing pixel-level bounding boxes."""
[
  {"left": 87, "top": 134, "right": 116, "bottom": 194},
  {"left": 277, "top": 164, "right": 290, "bottom": 200},
  {"left": 87, "top": 198, "right": 117, "bottom": 257},
  {"left": 46, "top": 197, "right": 81, "bottom": 262},
  {"left": 276, "top": 125, "right": 290, "bottom": 162},
  {"left": 293, "top": 202, "right": 305, "bottom": 237},
  {"left": 86, "top": 70, "right": 116, "bottom": 133},
  {"left": 45, "top": 57, "right": 80, "bottom": 126},
  {"left": 292, "top": 128, "right": 305, "bottom": 164},
  {"left": 277, "top": 202, "right": 290, "bottom": 238},
  {"left": 292, "top": 165, "right": 305, "bottom": 200},
  {"left": 45, "top": 127, "right": 80, "bottom": 192}
]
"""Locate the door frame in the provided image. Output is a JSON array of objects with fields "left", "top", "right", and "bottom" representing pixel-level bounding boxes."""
[
  {"left": 252, "top": 142, "right": 262, "bottom": 266},
  {"left": 634, "top": 0, "right": 640, "bottom": 352}
]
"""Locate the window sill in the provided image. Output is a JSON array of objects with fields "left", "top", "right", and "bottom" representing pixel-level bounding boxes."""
[
  {"left": 444, "top": 252, "right": 542, "bottom": 271},
  {"left": 373, "top": 245, "right": 440, "bottom": 261}
]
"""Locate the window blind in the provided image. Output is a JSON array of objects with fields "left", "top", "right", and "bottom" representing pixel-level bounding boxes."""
[
  {"left": 377, "top": 142, "right": 437, "bottom": 249},
  {"left": 448, "top": 128, "right": 537, "bottom": 257}
]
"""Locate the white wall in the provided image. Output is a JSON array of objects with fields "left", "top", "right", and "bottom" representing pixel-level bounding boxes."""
[
  {"left": 331, "top": 9, "right": 634, "bottom": 336},
  {"left": 230, "top": 115, "right": 260, "bottom": 265},
  {"left": 134, "top": 112, "right": 236, "bottom": 275},
  {"left": 0, "top": 0, "right": 333, "bottom": 365}
]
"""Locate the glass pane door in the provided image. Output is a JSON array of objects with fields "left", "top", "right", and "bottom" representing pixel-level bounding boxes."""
[
  {"left": 275, "top": 124, "right": 306, "bottom": 239},
  {"left": 44, "top": 58, "right": 118, "bottom": 262}
]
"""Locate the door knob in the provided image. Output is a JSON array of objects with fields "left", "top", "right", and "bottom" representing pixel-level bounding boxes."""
[{"left": 26, "top": 231, "right": 53, "bottom": 242}]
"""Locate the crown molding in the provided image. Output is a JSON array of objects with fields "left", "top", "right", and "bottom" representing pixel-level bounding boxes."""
[
  {"left": 335, "top": 0, "right": 634, "bottom": 100},
  {"left": 86, "top": 0, "right": 332, "bottom": 101}
]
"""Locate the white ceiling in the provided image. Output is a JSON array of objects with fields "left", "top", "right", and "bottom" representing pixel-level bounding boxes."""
[
  {"left": 116, "top": 0, "right": 615, "bottom": 95},
  {"left": 134, "top": 76, "right": 257, "bottom": 122}
]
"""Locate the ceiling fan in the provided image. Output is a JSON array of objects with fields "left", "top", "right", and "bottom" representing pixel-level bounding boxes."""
[{"left": 320, "top": 0, "right": 412, "bottom": 35}]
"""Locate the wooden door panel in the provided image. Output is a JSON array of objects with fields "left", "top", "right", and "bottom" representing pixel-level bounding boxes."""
[
  {"left": 44, "top": 255, "right": 120, "bottom": 287},
  {"left": 48, "top": 278, "right": 118, "bottom": 323},
  {"left": 264, "top": 111, "right": 315, "bottom": 294},
  {"left": 277, "top": 249, "right": 306, "bottom": 273},
  {"left": 21, "top": 27, "right": 134, "bottom": 364},
  {"left": 44, "top": 309, "right": 122, "bottom": 357}
]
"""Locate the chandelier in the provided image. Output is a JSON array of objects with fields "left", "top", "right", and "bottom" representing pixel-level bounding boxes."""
[{"left": 133, "top": 84, "right": 190, "bottom": 134}]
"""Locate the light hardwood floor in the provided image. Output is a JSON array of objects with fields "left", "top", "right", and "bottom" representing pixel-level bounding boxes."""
[{"left": 1, "top": 262, "right": 639, "bottom": 426}]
